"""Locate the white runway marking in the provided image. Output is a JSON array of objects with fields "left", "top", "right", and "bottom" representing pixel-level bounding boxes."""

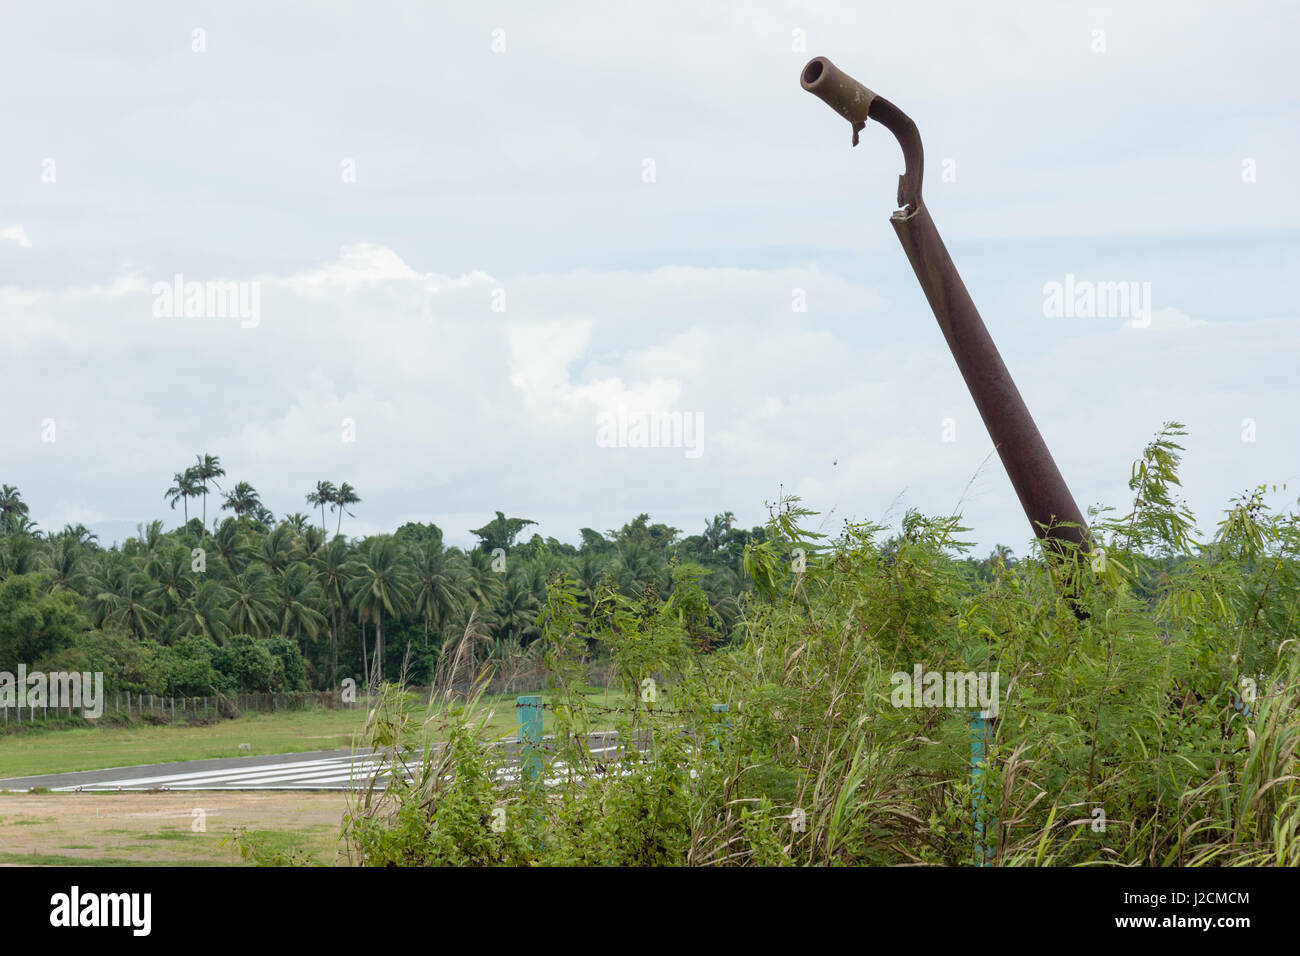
[
  {"left": 45, "top": 738, "right": 631, "bottom": 791},
  {"left": 51, "top": 753, "right": 406, "bottom": 791}
]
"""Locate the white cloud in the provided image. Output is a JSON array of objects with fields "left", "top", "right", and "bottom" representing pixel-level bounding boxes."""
[
  {"left": 1, "top": 1, "right": 1296, "bottom": 551},
  {"left": 0, "top": 226, "right": 31, "bottom": 248},
  {"left": 4, "top": 237, "right": 1296, "bottom": 552},
  {"left": 286, "top": 243, "right": 429, "bottom": 288}
]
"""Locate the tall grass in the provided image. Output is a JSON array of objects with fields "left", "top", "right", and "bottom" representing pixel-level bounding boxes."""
[{"left": 337, "top": 424, "right": 1298, "bottom": 866}]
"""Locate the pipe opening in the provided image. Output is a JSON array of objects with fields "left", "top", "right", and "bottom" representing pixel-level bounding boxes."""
[{"left": 801, "top": 60, "right": 824, "bottom": 86}]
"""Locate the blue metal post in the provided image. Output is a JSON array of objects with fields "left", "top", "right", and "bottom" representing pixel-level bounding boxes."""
[
  {"left": 970, "top": 709, "right": 995, "bottom": 866},
  {"left": 517, "top": 695, "right": 543, "bottom": 786},
  {"left": 710, "top": 703, "right": 729, "bottom": 751}
]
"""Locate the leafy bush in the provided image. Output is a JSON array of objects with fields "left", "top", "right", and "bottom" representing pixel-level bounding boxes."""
[
  {"left": 158, "top": 635, "right": 226, "bottom": 696},
  {"left": 0, "top": 573, "right": 85, "bottom": 671},
  {"left": 34, "top": 630, "right": 165, "bottom": 693},
  {"left": 263, "top": 636, "right": 308, "bottom": 692},
  {"left": 336, "top": 424, "right": 1299, "bottom": 867}
]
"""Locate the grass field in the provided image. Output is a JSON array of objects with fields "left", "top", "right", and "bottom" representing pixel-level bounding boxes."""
[
  {"left": 0, "top": 791, "right": 346, "bottom": 866},
  {"left": 0, "top": 709, "right": 369, "bottom": 779},
  {"left": 0, "top": 687, "right": 631, "bottom": 779},
  {"left": 0, "top": 686, "right": 637, "bottom": 868}
]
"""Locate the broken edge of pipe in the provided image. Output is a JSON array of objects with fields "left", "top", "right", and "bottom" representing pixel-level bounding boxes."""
[{"left": 801, "top": 56, "right": 924, "bottom": 213}]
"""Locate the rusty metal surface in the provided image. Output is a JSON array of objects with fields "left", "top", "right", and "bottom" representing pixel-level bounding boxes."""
[
  {"left": 799, "top": 56, "right": 874, "bottom": 145},
  {"left": 891, "top": 203, "right": 1089, "bottom": 553},
  {"left": 800, "top": 56, "right": 1089, "bottom": 566}
]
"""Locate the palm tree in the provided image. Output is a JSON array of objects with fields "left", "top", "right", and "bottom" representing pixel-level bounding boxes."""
[
  {"left": 412, "top": 542, "right": 464, "bottom": 645},
  {"left": 164, "top": 471, "right": 201, "bottom": 525},
  {"left": 220, "top": 481, "right": 264, "bottom": 520},
  {"left": 86, "top": 555, "right": 126, "bottom": 628},
  {"left": 95, "top": 569, "right": 162, "bottom": 640},
  {"left": 0, "top": 485, "right": 30, "bottom": 535},
  {"left": 293, "top": 525, "right": 327, "bottom": 564},
  {"left": 277, "top": 562, "right": 327, "bottom": 643},
  {"left": 0, "top": 534, "right": 43, "bottom": 577},
  {"left": 344, "top": 535, "right": 413, "bottom": 684},
  {"left": 192, "top": 454, "right": 226, "bottom": 532},
  {"left": 210, "top": 518, "right": 252, "bottom": 575},
  {"left": 283, "top": 512, "right": 313, "bottom": 534},
  {"left": 58, "top": 523, "right": 99, "bottom": 548},
  {"left": 492, "top": 570, "right": 542, "bottom": 644},
  {"left": 331, "top": 483, "right": 361, "bottom": 537},
  {"left": 702, "top": 565, "right": 743, "bottom": 633},
  {"left": 227, "top": 566, "right": 277, "bottom": 637},
  {"left": 306, "top": 481, "right": 337, "bottom": 532},
  {"left": 128, "top": 520, "right": 167, "bottom": 557},
  {"left": 311, "top": 537, "right": 351, "bottom": 684},
  {"left": 614, "top": 543, "right": 666, "bottom": 596},
  {"left": 40, "top": 540, "right": 89, "bottom": 594},
  {"left": 456, "top": 548, "right": 506, "bottom": 616},
  {"left": 570, "top": 552, "right": 607, "bottom": 615},
  {"left": 3, "top": 514, "right": 41, "bottom": 539},
  {"left": 145, "top": 546, "right": 195, "bottom": 617},
  {"left": 259, "top": 524, "right": 294, "bottom": 576},
  {"left": 357, "top": 605, "right": 372, "bottom": 685},
  {"left": 703, "top": 512, "right": 736, "bottom": 552},
  {"left": 175, "top": 578, "right": 233, "bottom": 643}
]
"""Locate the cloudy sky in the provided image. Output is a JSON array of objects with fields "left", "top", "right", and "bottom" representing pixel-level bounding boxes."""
[{"left": 2, "top": 1, "right": 1297, "bottom": 555}]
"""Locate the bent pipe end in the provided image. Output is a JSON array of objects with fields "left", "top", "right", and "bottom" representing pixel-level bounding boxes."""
[
  {"left": 800, "top": 56, "right": 924, "bottom": 213},
  {"left": 800, "top": 57, "right": 874, "bottom": 134}
]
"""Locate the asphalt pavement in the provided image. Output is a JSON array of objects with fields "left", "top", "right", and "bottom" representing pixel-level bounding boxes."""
[{"left": 0, "top": 732, "right": 626, "bottom": 791}]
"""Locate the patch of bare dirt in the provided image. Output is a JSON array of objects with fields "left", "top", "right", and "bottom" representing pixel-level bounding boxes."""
[{"left": 0, "top": 791, "right": 349, "bottom": 865}]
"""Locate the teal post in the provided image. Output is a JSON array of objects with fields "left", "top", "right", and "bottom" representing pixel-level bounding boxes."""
[
  {"left": 710, "top": 703, "right": 730, "bottom": 751},
  {"left": 517, "top": 695, "right": 543, "bottom": 786},
  {"left": 970, "top": 709, "right": 995, "bottom": 866}
]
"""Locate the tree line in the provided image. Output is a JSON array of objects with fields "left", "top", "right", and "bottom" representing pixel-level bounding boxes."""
[{"left": 0, "top": 466, "right": 768, "bottom": 695}]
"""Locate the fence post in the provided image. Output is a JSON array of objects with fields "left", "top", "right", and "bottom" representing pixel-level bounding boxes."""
[
  {"left": 516, "top": 695, "right": 543, "bottom": 786},
  {"left": 710, "top": 703, "right": 730, "bottom": 751},
  {"left": 970, "top": 709, "right": 996, "bottom": 866}
]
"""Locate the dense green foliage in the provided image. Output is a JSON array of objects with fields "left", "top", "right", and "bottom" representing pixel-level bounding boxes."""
[
  {"left": 341, "top": 425, "right": 1300, "bottom": 866},
  {"left": 0, "top": 472, "right": 765, "bottom": 694}
]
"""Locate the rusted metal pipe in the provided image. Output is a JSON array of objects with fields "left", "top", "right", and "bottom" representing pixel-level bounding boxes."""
[{"left": 800, "top": 57, "right": 1090, "bottom": 569}]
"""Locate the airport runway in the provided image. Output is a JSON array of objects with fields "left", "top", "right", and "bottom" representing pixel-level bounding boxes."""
[{"left": 0, "top": 732, "right": 626, "bottom": 792}]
